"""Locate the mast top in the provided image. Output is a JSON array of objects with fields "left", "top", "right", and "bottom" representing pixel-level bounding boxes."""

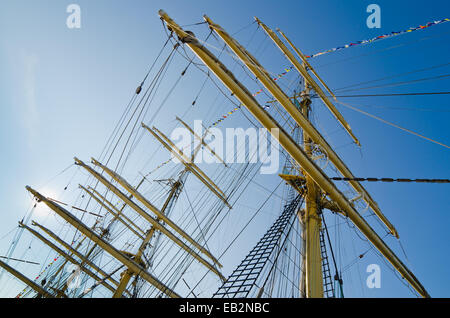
[{"left": 254, "top": 16, "right": 361, "bottom": 147}]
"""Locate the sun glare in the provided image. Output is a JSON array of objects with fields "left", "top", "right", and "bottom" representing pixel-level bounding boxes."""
[{"left": 32, "top": 187, "right": 60, "bottom": 218}]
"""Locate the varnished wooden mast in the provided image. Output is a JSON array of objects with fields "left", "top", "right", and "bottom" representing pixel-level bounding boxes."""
[
  {"left": 74, "top": 158, "right": 224, "bottom": 279},
  {"left": 158, "top": 10, "right": 429, "bottom": 298},
  {"left": 26, "top": 185, "right": 181, "bottom": 298},
  {"left": 0, "top": 258, "right": 53, "bottom": 298}
]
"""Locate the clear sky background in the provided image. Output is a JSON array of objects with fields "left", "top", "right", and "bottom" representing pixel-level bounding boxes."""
[{"left": 0, "top": 0, "right": 449, "bottom": 298}]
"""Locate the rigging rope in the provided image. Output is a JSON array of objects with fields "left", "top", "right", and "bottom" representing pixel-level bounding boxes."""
[
  {"left": 186, "top": 180, "right": 284, "bottom": 297},
  {"left": 334, "top": 102, "right": 450, "bottom": 113},
  {"left": 336, "top": 73, "right": 450, "bottom": 93},
  {"left": 335, "top": 100, "right": 450, "bottom": 149},
  {"left": 0, "top": 256, "right": 39, "bottom": 266},
  {"left": 323, "top": 92, "right": 450, "bottom": 98},
  {"left": 334, "top": 62, "right": 450, "bottom": 92},
  {"left": 200, "top": 17, "right": 450, "bottom": 128},
  {"left": 11, "top": 17, "right": 449, "bottom": 298},
  {"left": 321, "top": 214, "right": 344, "bottom": 297}
]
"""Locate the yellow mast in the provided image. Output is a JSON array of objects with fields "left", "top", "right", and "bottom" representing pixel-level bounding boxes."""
[
  {"left": 299, "top": 83, "right": 324, "bottom": 297},
  {"left": 142, "top": 123, "right": 231, "bottom": 208},
  {"left": 112, "top": 180, "right": 182, "bottom": 298},
  {"left": 175, "top": 116, "right": 228, "bottom": 167},
  {"left": 151, "top": 125, "right": 228, "bottom": 200},
  {"left": 113, "top": 119, "right": 230, "bottom": 297},
  {"left": 18, "top": 221, "right": 118, "bottom": 294},
  {"left": 74, "top": 157, "right": 224, "bottom": 279},
  {"left": 158, "top": 10, "right": 429, "bottom": 298},
  {"left": 255, "top": 18, "right": 400, "bottom": 238},
  {"left": 48, "top": 238, "right": 87, "bottom": 297},
  {"left": 276, "top": 28, "right": 337, "bottom": 101},
  {"left": 204, "top": 15, "right": 398, "bottom": 239},
  {"left": 85, "top": 185, "right": 147, "bottom": 236},
  {"left": 90, "top": 157, "right": 223, "bottom": 268},
  {"left": 254, "top": 17, "right": 359, "bottom": 146},
  {"left": 113, "top": 118, "right": 224, "bottom": 297},
  {"left": 26, "top": 185, "right": 181, "bottom": 298},
  {"left": 0, "top": 258, "right": 54, "bottom": 298},
  {"left": 15, "top": 191, "right": 133, "bottom": 297},
  {"left": 298, "top": 206, "right": 307, "bottom": 297},
  {"left": 79, "top": 185, "right": 145, "bottom": 240},
  {"left": 31, "top": 220, "right": 122, "bottom": 289},
  {"left": 202, "top": 16, "right": 323, "bottom": 296}
]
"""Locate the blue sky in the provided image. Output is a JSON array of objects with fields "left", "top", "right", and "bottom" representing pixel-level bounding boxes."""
[{"left": 0, "top": 0, "right": 449, "bottom": 297}]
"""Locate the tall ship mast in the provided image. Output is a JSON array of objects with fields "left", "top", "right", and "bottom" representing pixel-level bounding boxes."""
[{"left": 1, "top": 9, "right": 447, "bottom": 299}]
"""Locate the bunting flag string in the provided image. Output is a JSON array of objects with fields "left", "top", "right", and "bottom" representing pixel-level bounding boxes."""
[
  {"left": 143, "top": 18, "right": 450, "bottom": 175},
  {"left": 208, "top": 18, "right": 449, "bottom": 128},
  {"left": 250, "top": 67, "right": 294, "bottom": 97},
  {"left": 15, "top": 236, "right": 81, "bottom": 298},
  {"left": 23, "top": 18, "right": 448, "bottom": 295},
  {"left": 15, "top": 255, "right": 62, "bottom": 298},
  {"left": 210, "top": 68, "right": 293, "bottom": 127},
  {"left": 306, "top": 18, "right": 450, "bottom": 59}
]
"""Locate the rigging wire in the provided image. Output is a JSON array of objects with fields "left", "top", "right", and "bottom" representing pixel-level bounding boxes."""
[
  {"left": 259, "top": 196, "right": 304, "bottom": 295},
  {"left": 149, "top": 158, "right": 264, "bottom": 295},
  {"left": 336, "top": 103, "right": 450, "bottom": 113},
  {"left": 9, "top": 15, "right": 448, "bottom": 299},
  {"left": 146, "top": 144, "right": 272, "bottom": 294},
  {"left": 334, "top": 62, "right": 450, "bottom": 91},
  {"left": 113, "top": 44, "right": 178, "bottom": 174},
  {"left": 326, "top": 91, "right": 450, "bottom": 98},
  {"left": 186, "top": 180, "right": 284, "bottom": 296},
  {"left": 0, "top": 256, "right": 39, "bottom": 266},
  {"left": 136, "top": 119, "right": 272, "bottom": 296},
  {"left": 335, "top": 100, "right": 450, "bottom": 149},
  {"left": 335, "top": 73, "right": 450, "bottom": 93},
  {"left": 118, "top": 47, "right": 180, "bottom": 173},
  {"left": 321, "top": 213, "right": 344, "bottom": 297},
  {"left": 67, "top": 35, "right": 175, "bottom": 247}
]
